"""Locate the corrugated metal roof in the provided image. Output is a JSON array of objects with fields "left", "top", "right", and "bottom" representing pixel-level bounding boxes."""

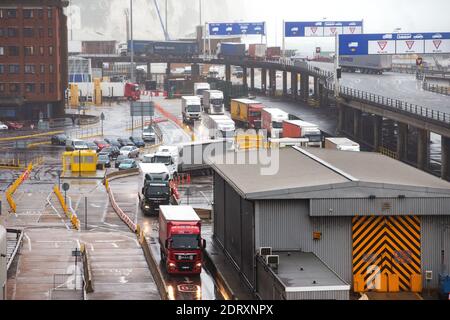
[{"left": 209, "top": 147, "right": 450, "bottom": 200}]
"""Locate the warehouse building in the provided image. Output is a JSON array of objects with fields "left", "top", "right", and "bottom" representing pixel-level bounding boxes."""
[{"left": 210, "top": 147, "right": 450, "bottom": 299}]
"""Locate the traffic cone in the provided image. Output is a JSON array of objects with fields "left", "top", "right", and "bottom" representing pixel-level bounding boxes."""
[
  {"left": 181, "top": 175, "right": 185, "bottom": 185},
  {"left": 187, "top": 174, "right": 191, "bottom": 184}
]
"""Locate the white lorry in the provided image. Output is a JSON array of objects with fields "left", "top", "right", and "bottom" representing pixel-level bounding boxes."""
[
  {"left": 145, "top": 145, "right": 180, "bottom": 178},
  {"left": 261, "top": 108, "right": 289, "bottom": 138},
  {"left": 325, "top": 137, "right": 360, "bottom": 152},
  {"left": 203, "top": 90, "right": 225, "bottom": 115},
  {"left": 203, "top": 114, "right": 235, "bottom": 139},
  {"left": 181, "top": 96, "right": 202, "bottom": 124},
  {"left": 194, "top": 82, "right": 210, "bottom": 106}
]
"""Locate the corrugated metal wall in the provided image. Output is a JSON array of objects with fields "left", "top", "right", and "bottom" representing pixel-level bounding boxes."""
[
  {"left": 225, "top": 182, "right": 242, "bottom": 267},
  {"left": 256, "top": 200, "right": 353, "bottom": 284},
  {"left": 213, "top": 172, "right": 225, "bottom": 246},
  {"left": 310, "top": 198, "right": 450, "bottom": 216},
  {"left": 256, "top": 257, "right": 286, "bottom": 300},
  {"left": 421, "top": 215, "right": 450, "bottom": 288},
  {"left": 286, "top": 290, "right": 349, "bottom": 300},
  {"left": 241, "top": 199, "right": 255, "bottom": 287}
]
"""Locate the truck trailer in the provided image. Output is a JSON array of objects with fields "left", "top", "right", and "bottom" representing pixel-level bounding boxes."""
[
  {"left": 193, "top": 82, "right": 210, "bottom": 106},
  {"left": 248, "top": 44, "right": 267, "bottom": 60},
  {"left": 203, "top": 114, "right": 236, "bottom": 139},
  {"left": 128, "top": 40, "right": 199, "bottom": 57},
  {"left": 339, "top": 55, "right": 393, "bottom": 74},
  {"left": 325, "top": 137, "right": 360, "bottom": 151},
  {"left": 217, "top": 43, "right": 246, "bottom": 59},
  {"left": 282, "top": 120, "right": 322, "bottom": 147},
  {"left": 203, "top": 90, "right": 225, "bottom": 115},
  {"left": 230, "top": 98, "right": 264, "bottom": 129},
  {"left": 138, "top": 163, "right": 172, "bottom": 215},
  {"left": 261, "top": 108, "right": 289, "bottom": 138},
  {"left": 159, "top": 205, "right": 206, "bottom": 275}
]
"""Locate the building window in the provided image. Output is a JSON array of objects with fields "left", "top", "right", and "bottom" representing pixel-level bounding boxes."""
[
  {"left": 49, "top": 46, "right": 54, "bottom": 56},
  {"left": 25, "top": 64, "right": 36, "bottom": 74},
  {"left": 40, "top": 64, "right": 45, "bottom": 73},
  {"left": 24, "top": 46, "right": 34, "bottom": 56},
  {"left": 8, "top": 65, "right": 20, "bottom": 74},
  {"left": 37, "top": 9, "right": 43, "bottom": 19},
  {"left": 7, "top": 28, "right": 18, "bottom": 37},
  {"left": 0, "top": 28, "right": 4, "bottom": 37},
  {"left": 0, "top": 64, "right": 4, "bottom": 74},
  {"left": 47, "top": 8, "right": 52, "bottom": 19},
  {"left": 49, "top": 83, "right": 55, "bottom": 93},
  {"left": 40, "top": 83, "right": 45, "bottom": 94},
  {"left": 23, "top": 9, "right": 34, "bottom": 19},
  {"left": 7, "top": 9, "right": 17, "bottom": 19},
  {"left": 38, "top": 28, "right": 44, "bottom": 38},
  {"left": 48, "top": 28, "right": 53, "bottom": 37},
  {"left": 0, "top": 9, "right": 3, "bottom": 19},
  {"left": 8, "top": 46, "right": 19, "bottom": 56},
  {"left": 0, "top": 47, "right": 4, "bottom": 55},
  {"left": 25, "top": 83, "right": 35, "bottom": 93},
  {"left": 9, "top": 84, "right": 20, "bottom": 93},
  {"left": 49, "top": 64, "right": 54, "bottom": 73},
  {"left": 39, "top": 46, "right": 44, "bottom": 55},
  {"left": 23, "top": 28, "right": 34, "bottom": 37},
  {"left": 0, "top": 83, "right": 4, "bottom": 92}
]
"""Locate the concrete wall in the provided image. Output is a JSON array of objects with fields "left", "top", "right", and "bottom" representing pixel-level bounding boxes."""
[{"left": 0, "top": 226, "right": 6, "bottom": 300}]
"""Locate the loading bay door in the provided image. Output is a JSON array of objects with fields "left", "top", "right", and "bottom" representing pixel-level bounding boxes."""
[{"left": 352, "top": 216, "right": 421, "bottom": 292}]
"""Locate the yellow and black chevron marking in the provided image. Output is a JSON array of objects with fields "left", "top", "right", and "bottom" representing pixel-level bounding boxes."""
[{"left": 352, "top": 215, "right": 421, "bottom": 291}]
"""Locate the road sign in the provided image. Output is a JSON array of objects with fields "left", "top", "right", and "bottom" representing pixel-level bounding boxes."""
[
  {"left": 208, "top": 22, "right": 265, "bottom": 36},
  {"left": 100, "top": 112, "right": 105, "bottom": 121},
  {"left": 62, "top": 183, "right": 70, "bottom": 192},
  {"left": 285, "top": 21, "right": 363, "bottom": 37},
  {"left": 339, "top": 32, "right": 450, "bottom": 55},
  {"left": 130, "top": 101, "right": 154, "bottom": 117}
]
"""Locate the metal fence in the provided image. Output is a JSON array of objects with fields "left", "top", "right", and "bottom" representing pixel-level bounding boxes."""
[
  {"left": 49, "top": 273, "right": 84, "bottom": 300},
  {"left": 422, "top": 82, "right": 450, "bottom": 96}
]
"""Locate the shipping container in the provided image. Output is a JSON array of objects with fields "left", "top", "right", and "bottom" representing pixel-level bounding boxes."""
[
  {"left": 230, "top": 98, "right": 264, "bottom": 129},
  {"left": 266, "top": 47, "right": 281, "bottom": 59},
  {"left": 282, "top": 120, "right": 322, "bottom": 146},
  {"left": 217, "top": 42, "right": 246, "bottom": 58},
  {"left": 248, "top": 44, "right": 267, "bottom": 60},
  {"left": 127, "top": 40, "right": 199, "bottom": 57},
  {"left": 339, "top": 55, "right": 393, "bottom": 74},
  {"left": 82, "top": 40, "right": 117, "bottom": 55},
  {"left": 261, "top": 108, "right": 289, "bottom": 138}
]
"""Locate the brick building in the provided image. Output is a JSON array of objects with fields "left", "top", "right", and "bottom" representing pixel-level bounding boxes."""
[{"left": 0, "top": 0, "right": 68, "bottom": 120}]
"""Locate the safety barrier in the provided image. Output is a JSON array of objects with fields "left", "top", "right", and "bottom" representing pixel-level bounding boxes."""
[
  {"left": 125, "top": 117, "right": 167, "bottom": 131},
  {"left": 80, "top": 243, "right": 94, "bottom": 294},
  {"left": 72, "top": 127, "right": 103, "bottom": 139},
  {"left": 53, "top": 185, "right": 80, "bottom": 230},
  {"left": 0, "top": 130, "right": 64, "bottom": 142},
  {"left": 0, "top": 155, "right": 44, "bottom": 169},
  {"left": 5, "top": 163, "right": 33, "bottom": 213},
  {"left": 422, "top": 81, "right": 450, "bottom": 96},
  {"left": 235, "top": 134, "right": 267, "bottom": 150},
  {"left": 378, "top": 146, "right": 399, "bottom": 160},
  {"left": 141, "top": 90, "right": 167, "bottom": 97}
]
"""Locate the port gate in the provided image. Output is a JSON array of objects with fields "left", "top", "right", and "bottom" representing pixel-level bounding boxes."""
[{"left": 352, "top": 216, "right": 421, "bottom": 292}]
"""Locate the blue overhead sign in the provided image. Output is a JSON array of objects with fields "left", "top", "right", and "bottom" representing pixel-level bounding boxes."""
[
  {"left": 339, "top": 32, "right": 450, "bottom": 55},
  {"left": 285, "top": 21, "right": 363, "bottom": 37},
  {"left": 208, "top": 22, "right": 265, "bottom": 36}
]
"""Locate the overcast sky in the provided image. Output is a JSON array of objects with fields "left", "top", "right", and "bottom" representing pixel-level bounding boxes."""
[{"left": 70, "top": 0, "right": 450, "bottom": 54}]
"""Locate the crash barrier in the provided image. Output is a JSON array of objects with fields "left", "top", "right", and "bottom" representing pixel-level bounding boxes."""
[
  {"left": 141, "top": 90, "right": 168, "bottom": 97},
  {"left": 72, "top": 127, "right": 103, "bottom": 139},
  {"left": 6, "top": 228, "right": 24, "bottom": 271},
  {"left": 0, "top": 130, "right": 64, "bottom": 142},
  {"left": 235, "top": 134, "right": 268, "bottom": 150},
  {"left": 422, "top": 82, "right": 450, "bottom": 96},
  {"left": 53, "top": 185, "right": 80, "bottom": 230},
  {"left": 137, "top": 228, "right": 169, "bottom": 300},
  {"left": 104, "top": 176, "right": 138, "bottom": 233},
  {"left": 125, "top": 117, "right": 167, "bottom": 131},
  {"left": 0, "top": 155, "right": 43, "bottom": 169},
  {"left": 80, "top": 243, "right": 94, "bottom": 293},
  {"left": 378, "top": 146, "right": 399, "bottom": 160},
  {"left": 5, "top": 163, "right": 33, "bottom": 213}
]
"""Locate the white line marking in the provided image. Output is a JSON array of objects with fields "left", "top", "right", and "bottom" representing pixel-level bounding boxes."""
[{"left": 24, "top": 233, "right": 32, "bottom": 251}]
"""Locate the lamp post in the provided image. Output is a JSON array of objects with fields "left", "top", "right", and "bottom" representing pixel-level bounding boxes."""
[{"left": 130, "top": 0, "right": 134, "bottom": 83}]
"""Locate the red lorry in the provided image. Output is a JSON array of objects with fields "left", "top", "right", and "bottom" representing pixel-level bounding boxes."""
[
  {"left": 125, "top": 82, "right": 141, "bottom": 101},
  {"left": 159, "top": 205, "right": 205, "bottom": 275}
]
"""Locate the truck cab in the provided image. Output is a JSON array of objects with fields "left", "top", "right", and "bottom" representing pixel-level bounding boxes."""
[
  {"left": 149, "top": 145, "right": 180, "bottom": 178},
  {"left": 138, "top": 163, "right": 172, "bottom": 215},
  {"left": 125, "top": 82, "right": 140, "bottom": 101},
  {"left": 181, "top": 96, "right": 202, "bottom": 124},
  {"left": 159, "top": 205, "right": 206, "bottom": 275},
  {"left": 230, "top": 99, "right": 264, "bottom": 129},
  {"left": 203, "top": 90, "right": 225, "bottom": 115}
]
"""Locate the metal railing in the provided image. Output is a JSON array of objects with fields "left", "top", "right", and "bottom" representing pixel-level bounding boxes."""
[
  {"left": 328, "top": 83, "right": 450, "bottom": 125},
  {"left": 422, "top": 82, "right": 450, "bottom": 96}
]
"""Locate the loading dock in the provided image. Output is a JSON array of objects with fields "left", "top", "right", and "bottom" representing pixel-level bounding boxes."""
[{"left": 209, "top": 147, "right": 450, "bottom": 298}]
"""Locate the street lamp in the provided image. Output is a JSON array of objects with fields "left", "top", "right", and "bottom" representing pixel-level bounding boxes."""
[{"left": 130, "top": 0, "right": 134, "bottom": 83}]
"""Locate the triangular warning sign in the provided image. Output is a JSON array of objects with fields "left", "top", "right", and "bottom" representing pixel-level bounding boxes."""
[
  {"left": 330, "top": 27, "right": 336, "bottom": 34},
  {"left": 311, "top": 27, "right": 318, "bottom": 34},
  {"left": 349, "top": 27, "right": 356, "bottom": 34},
  {"left": 406, "top": 41, "right": 415, "bottom": 50},
  {"left": 378, "top": 41, "right": 388, "bottom": 51},
  {"left": 433, "top": 40, "right": 442, "bottom": 49}
]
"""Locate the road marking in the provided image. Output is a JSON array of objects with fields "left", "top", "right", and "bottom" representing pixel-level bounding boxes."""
[{"left": 24, "top": 233, "right": 32, "bottom": 251}]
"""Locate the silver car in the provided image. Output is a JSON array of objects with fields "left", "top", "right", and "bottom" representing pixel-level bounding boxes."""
[{"left": 120, "top": 145, "right": 140, "bottom": 158}]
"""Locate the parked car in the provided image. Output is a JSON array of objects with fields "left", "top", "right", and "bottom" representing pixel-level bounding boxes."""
[
  {"left": 118, "top": 137, "right": 135, "bottom": 147},
  {"left": 51, "top": 134, "right": 68, "bottom": 146},
  {"left": 0, "top": 122, "right": 9, "bottom": 130},
  {"left": 97, "top": 154, "right": 111, "bottom": 169},
  {"left": 100, "top": 146, "right": 120, "bottom": 159},
  {"left": 66, "top": 139, "right": 89, "bottom": 151},
  {"left": 120, "top": 146, "right": 139, "bottom": 158},
  {"left": 87, "top": 141, "right": 100, "bottom": 152},
  {"left": 93, "top": 139, "right": 110, "bottom": 151},
  {"left": 5, "top": 121, "right": 23, "bottom": 130},
  {"left": 130, "top": 136, "right": 145, "bottom": 148},
  {"left": 119, "top": 159, "right": 137, "bottom": 170},
  {"left": 104, "top": 138, "right": 122, "bottom": 148},
  {"left": 115, "top": 155, "right": 128, "bottom": 168}
]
